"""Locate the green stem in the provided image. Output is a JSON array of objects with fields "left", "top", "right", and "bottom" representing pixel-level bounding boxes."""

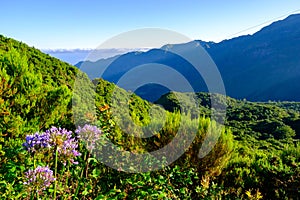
[
  {"left": 54, "top": 147, "right": 58, "bottom": 200},
  {"left": 74, "top": 180, "right": 80, "bottom": 198},
  {"left": 65, "top": 161, "right": 70, "bottom": 194},
  {"left": 30, "top": 191, "right": 34, "bottom": 200},
  {"left": 85, "top": 152, "right": 90, "bottom": 178},
  {"left": 66, "top": 164, "right": 69, "bottom": 184},
  {"left": 80, "top": 151, "right": 87, "bottom": 179},
  {"left": 33, "top": 154, "right": 36, "bottom": 169},
  {"left": 33, "top": 154, "right": 37, "bottom": 200}
]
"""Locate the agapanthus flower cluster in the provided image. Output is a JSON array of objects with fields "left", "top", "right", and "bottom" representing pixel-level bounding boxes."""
[
  {"left": 23, "top": 166, "right": 55, "bottom": 192},
  {"left": 23, "top": 127, "right": 81, "bottom": 165},
  {"left": 23, "top": 132, "right": 50, "bottom": 153},
  {"left": 46, "top": 127, "right": 81, "bottom": 165},
  {"left": 45, "top": 127, "right": 73, "bottom": 147},
  {"left": 58, "top": 137, "right": 81, "bottom": 165},
  {"left": 75, "top": 124, "right": 102, "bottom": 152}
]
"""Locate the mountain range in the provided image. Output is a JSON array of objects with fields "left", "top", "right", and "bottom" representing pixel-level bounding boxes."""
[{"left": 76, "top": 14, "right": 300, "bottom": 102}]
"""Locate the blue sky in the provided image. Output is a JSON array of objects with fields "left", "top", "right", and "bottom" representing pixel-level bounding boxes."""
[{"left": 1, "top": 0, "right": 300, "bottom": 49}]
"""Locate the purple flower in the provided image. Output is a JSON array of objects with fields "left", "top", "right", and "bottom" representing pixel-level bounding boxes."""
[
  {"left": 75, "top": 124, "right": 102, "bottom": 152},
  {"left": 23, "top": 127, "right": 81, "bottom": 165},
  {"left": 24, "top": 166, "right": 55, "bottom": 192},
  {"left": 45, "top": 126, "right": 73, "bottom": 147},
  {"left": 59, "top": 137, "right": 81, "bottom": 165},
  {"left": 23, "top": 132, "right": 50, "bottom": 153},
  {"left": 45, "top": 126, "right": 81, "bottom": 165}
]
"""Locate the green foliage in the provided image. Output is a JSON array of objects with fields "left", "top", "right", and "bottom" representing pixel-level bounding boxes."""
[
  {"left": 0, "top": 35, "right": 78, "bottom": 198},
  {"left": 219, "top": 142, "right": 300, "bottom": 199},
  {"left": 157, "top": 91, "right": 299, "bottom": 140},
  {"left": 0, "top": 35, "right": 299, "bottom": 199}
]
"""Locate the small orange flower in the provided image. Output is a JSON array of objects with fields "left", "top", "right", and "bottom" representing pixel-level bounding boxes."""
[{"left": 99, "top": 104, "right": 110, "bottom": 112}]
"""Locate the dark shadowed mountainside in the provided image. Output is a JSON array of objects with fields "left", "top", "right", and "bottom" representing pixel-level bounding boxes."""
[{"left": 76, "top": 14, "right": 300, "bottom": 102}]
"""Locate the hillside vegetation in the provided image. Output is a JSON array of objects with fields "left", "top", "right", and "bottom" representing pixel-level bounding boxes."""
[{"left": 0, "top": 35, "right": 299, "bottom": 199}]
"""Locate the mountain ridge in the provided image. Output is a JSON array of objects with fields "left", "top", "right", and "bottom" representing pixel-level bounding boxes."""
[{"left": 76, "top": 13, "right": 300, "bottom": 102}]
